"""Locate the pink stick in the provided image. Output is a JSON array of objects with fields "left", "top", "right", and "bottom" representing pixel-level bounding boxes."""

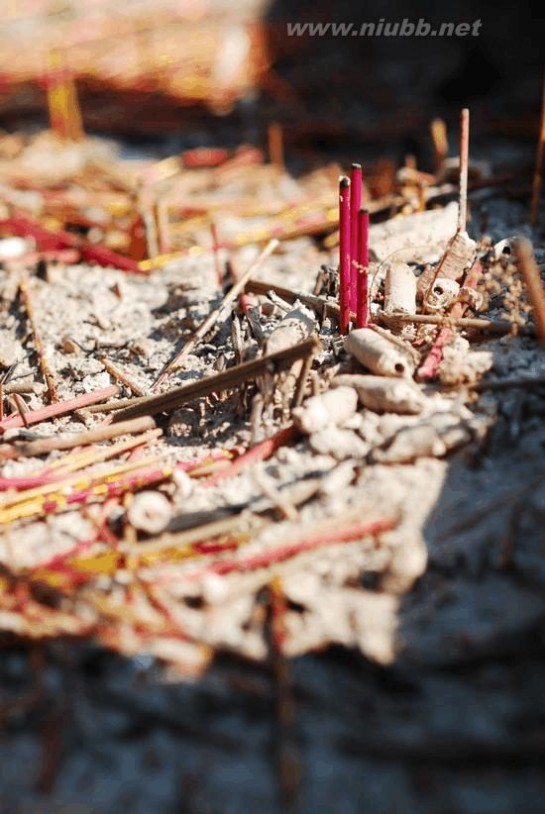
[
  {"left": 204, "top": 425, "right": 298, "bottom": 488},
  {"left": 0, "top": 385, "right": 119, "bottom": 433},
  {"left": 339, "top": 176, "right": 351, "bottom": 334},
  {"left": 350, "top": 164, "right": 362, "bottom": 311},
  {"left": 356, "top": 209, "right": 370, "bottom": 328},
  {"left": 182, "top": 516, "right": 396, "bottom": 580}
]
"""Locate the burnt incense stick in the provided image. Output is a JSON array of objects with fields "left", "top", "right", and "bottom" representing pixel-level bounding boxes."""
[
  {"left": 458, "top": 108, "right": 470, "bottom": 233},
  {"left": 356, "top": 208, "right": 370, "bottom": 329},
  {"left": 112, "top": 338, "right": 319, "bottom": 423},
  {"left": 350, "top": 164, "right": 362, "bottom": 312},
  {"left": 338, "top": 176, "right": 351, "bottom": 334}
]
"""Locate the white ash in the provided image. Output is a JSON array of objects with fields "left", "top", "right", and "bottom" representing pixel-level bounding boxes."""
[
  {"left": 292, "top": 386, "right": 357, "bottom": 434},
  {"left": 437, "top": 336, "right": 494, "bottom": 386},
  {"left": 370, "top": 202, "right": 459, "bottom": 264},
  {"left": 309, "top": 427, "right": 370, "bottom": 460},
  {"left": 333, "top": 374, "right": 427, "bottom": 415}
]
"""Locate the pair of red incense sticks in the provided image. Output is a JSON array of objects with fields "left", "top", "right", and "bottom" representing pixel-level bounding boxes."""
[{"left": 339, "top": 164, "right": 369, "bottom": 334}]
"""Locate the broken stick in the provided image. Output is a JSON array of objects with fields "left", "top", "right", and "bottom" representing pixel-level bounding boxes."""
[{"left": 112, "top": 338, "right": 320, "bottom": 423}]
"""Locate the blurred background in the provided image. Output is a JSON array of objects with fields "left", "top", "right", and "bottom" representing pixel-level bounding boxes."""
[{"left": 0, "top": 0, "right": 543, "bottom": 165}]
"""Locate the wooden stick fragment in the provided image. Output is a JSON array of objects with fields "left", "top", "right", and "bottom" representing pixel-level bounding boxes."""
[
  {"left": 152, "top": 239, "right": 279, "bottom": 390},
  {"left": 100, "top": 356, "right": 146, "bottom": 397},
  {"left": 15, "top": 416, "right": 156, "bottom": 457},
  {"left": 379, "top": 311, "right": 515, "bottom": 335},
  {"left": 515, "top": 238, "right": 545, "bottom": 345},
  {"left": 113, "top": 338, "right": 320, "bottom": 424},
  {"left": 530, "top": 74, "right": 545, "bottom": 226},
  {"left": 0, "top": 385, "right": 119, "bottom": 433}
]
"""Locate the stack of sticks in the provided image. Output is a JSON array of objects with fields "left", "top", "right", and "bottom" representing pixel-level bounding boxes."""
[{"left": 338, "top": 164, "right": 370, "bottom": 334}]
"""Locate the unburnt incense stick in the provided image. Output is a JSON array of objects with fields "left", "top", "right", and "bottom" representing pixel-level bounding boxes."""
[
  {"left": 350, "top": 164, "right": 362, "bottom": 312},
  {"left": 338, "top": 176, "right": 351, "bottom": 334},
  {"left": 356, "top": 208, "right": 370, "bottom": 328}
]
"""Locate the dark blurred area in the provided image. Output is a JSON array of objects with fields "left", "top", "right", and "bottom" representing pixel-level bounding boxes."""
[{"left": 266, "top": 0, "right": 544, "bottom": 104}]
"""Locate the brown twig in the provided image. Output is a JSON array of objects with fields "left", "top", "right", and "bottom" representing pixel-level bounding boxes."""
[{"left": 152, "top": 239, "right": 279, "bottom": 390}]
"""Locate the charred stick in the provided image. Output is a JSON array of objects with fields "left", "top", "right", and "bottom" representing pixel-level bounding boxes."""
[{"left": 112, "top": 338, "right": 320, "bottom": 423}]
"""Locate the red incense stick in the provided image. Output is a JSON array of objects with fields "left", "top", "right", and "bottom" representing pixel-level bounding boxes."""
[
  {"left": 350, "top": 163, "right": 362, "bottom": 311},
  {"left": 338, "top": 176, "right": 351, "bottom": 334},
  {"left": 356, "top": 209, "right": 370, "bottom": 328}
]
